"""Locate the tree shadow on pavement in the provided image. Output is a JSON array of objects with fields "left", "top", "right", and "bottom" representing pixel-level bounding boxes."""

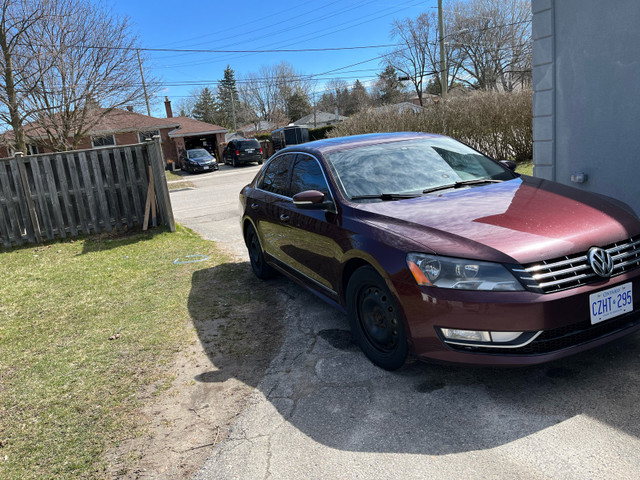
[{"left": 189, "top": 264, "right": 640, "bottom": 455}]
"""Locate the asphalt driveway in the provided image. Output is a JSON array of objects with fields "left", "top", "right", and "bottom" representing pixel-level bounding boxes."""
[{"left": 171, "top": 166, "right": 640, "bottom": 479}]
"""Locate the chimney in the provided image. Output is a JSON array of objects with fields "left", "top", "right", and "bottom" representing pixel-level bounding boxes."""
[{"left": 164, "top": 96, "right": 173, "bottom": 118}]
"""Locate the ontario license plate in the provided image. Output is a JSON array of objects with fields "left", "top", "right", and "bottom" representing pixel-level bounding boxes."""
[
  {"left": 203, "top": 166, "right": 209, "bottom": 170},
  {"left": 589, "top": 282, "right": 633, "bottom": 324},
  {"left": 246, "top": 149, "right": 254, "bottom": 153}
]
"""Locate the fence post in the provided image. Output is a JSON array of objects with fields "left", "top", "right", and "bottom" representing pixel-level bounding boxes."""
[
  {"left": 15, "top": 152, "right": 42, "bottom": 243},
  {"left": 146, "top": 136, "right": 175, "bottom": 232}
]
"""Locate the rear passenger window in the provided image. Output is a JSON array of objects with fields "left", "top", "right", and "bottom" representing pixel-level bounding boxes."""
[
  {"left": 290, "top": 155, "right": 330, "bottom": 198},
  {"left": 259, "top": 154, "right": 292, "bottom": 196}
]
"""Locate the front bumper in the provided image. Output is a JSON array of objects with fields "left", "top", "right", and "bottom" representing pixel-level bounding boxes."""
[
  {"left": 189, "top": 161, "right": 218, "bottom": 172},
  {"left": 398, "top": 271, "right": 640, "bottom": 366}
]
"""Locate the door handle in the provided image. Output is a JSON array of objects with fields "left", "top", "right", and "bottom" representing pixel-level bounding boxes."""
[
  {"left": 250, "top": 202, "right": 259, "bottom": 210},
  {"left": 279, "top": 214, "right": 290, "bottom": 222}
]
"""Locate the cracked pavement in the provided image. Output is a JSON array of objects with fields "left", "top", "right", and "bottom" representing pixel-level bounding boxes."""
[{"left": 172, "top": 165, "right": 640, "bottom": 479}]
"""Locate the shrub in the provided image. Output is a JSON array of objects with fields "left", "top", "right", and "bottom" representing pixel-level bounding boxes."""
[
  {"left": 309, "top": 125, "right": 335, "bottom": 141},
  {"left": 329, "top": 90, "right": 532, "bottom": 162},
  {"left": 254, "top": 132, "right": 271, "bottom": 141}
]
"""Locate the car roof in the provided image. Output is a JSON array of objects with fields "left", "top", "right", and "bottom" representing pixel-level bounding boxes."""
[{"left": 278, "top": 132, "right": 447, "bottom": 157}]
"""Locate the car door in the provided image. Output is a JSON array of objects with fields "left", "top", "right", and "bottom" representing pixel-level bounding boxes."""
[
  {"left": 276, "top": 153, "right": 344, "bottom": 296},
  {"left": 251, "top": 153, "right": 295, "bottom": 264},
  {"left": 223, "top": 142, "right": 234, "bottom": 163}
]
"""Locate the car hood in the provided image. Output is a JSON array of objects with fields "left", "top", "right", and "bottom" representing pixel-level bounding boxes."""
[
  {"left": 190, "top": 157, "right": 214, "bottom": 163},
  {"left": 353, "top": 176, "right": 640, "bottom": 264}
]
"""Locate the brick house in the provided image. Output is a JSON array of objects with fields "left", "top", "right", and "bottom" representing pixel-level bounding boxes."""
[{"left": 0, "top": 98, "right": 227, "bottom": 167}]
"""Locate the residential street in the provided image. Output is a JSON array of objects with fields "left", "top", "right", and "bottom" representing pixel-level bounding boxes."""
[{"left": 171, "top": 168, "right": 640, "bottom": 480}]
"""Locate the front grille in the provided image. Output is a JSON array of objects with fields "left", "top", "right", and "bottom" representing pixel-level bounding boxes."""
[
  {"left": 512, "top": 237, "right": 640, "bottom": 294},
  {"left": 447, "top": 309, "right": 640, "bottom": 355}
]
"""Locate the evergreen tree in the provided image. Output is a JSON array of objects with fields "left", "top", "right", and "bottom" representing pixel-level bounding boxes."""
[
  {"left": 286, "top": 88, "right": 312, "bottom": 121},
  {"left": 192, "top": 87, "right": 218, "bottom": 125},
  {"left": 375, "top": 65, "right": 404, "bottom": 105},
  {"left": 217, "top": 65, "right": 241, "bottom": 130},
  {"left": 344, "top": 79, "right": 370, "bottom": 115}
]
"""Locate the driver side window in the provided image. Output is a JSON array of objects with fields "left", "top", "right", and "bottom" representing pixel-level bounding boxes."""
[
  {"left": 289, "top": 155, "right": 330, "bottom": 198},
  {"left": 259, "top": 154, "right": 293, "bottom": 197}
]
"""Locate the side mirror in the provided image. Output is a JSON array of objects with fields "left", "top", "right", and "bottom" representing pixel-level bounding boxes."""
[
  {"left": 500, "top": 160, "right": 517, "bottom": 171},
  {"left": 293, "top": 190, "right": 331, "bottom": 209}
]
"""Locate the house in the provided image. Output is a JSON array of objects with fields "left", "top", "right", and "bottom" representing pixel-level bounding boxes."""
[
  {"left": 0, "top": 98, "right": 227, "bottom": 167},
  {"left": 236, "top": 120, "right": 280, "bottom": 138},
  {"left": 532, "top": 0, "right": 640, "bottom": 214},
  {"left": 293, "top": 111, "right": 347, "bottom": 128}
]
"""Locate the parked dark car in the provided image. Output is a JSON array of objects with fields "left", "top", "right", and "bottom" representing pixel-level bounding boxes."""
[
  {"left": 181, "top": 148, "right": 218, "bottom": 173},
  {"left": 223, "top": 139, "right": 263, "bottom": 167},
  {"left": 240, "top": 132, "right": 640, "bottom": 370}
]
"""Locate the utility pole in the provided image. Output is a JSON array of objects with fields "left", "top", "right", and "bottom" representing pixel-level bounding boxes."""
[
  {"left": 438, "top": 0, "right": 447, "bottom": 100},
  {"left": 137, "top": 49, "right": 151, "bottom": 116}
]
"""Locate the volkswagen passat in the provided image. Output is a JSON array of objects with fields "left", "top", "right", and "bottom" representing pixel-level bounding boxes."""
[{"left": 240, "top": 132, "right": 640, "bottom": 370}]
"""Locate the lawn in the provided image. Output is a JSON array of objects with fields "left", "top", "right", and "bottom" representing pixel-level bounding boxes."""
[
  {"left": 0, "top": 227, "right": 224, "bottom": 479},
  {"left": 165, "top": 169, "right": 194, "bottom": 190},
  {"left": 515, "top": 160, "right": 534, "bottom": 176}
]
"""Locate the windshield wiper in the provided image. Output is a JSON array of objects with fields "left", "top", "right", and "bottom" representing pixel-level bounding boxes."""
[
  {"left": 422, "top": 178, "right": 504, "bottom": 195},
  {"left": 350, "top": 193, "right": 422, "bottom": 201}
]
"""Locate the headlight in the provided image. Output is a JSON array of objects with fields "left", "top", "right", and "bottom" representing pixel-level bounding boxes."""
[{"left": 406, "top": 253, "right": 524, "bottom": 291}]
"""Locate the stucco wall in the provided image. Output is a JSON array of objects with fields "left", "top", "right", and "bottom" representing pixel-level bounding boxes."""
[{"left": 532, "top": 0, "right": 640, "bottom": 214}]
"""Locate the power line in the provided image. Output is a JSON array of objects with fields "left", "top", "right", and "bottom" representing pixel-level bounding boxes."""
[{"left": 24, "top": 42, "right": 404, "bottom": 54}]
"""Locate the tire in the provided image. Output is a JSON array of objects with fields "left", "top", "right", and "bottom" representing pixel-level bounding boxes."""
[
  {"left": 245, "top": 224, "right": 276, "bottom": 280},
  {"left": 346, "top": 266, "right": 408, "bottom": 370},
  {"left": 232, "top": 157, "right": 237, "bottom": 168},
  {"left": 257, "top": 158, "right": 263, "bottom": 165}
]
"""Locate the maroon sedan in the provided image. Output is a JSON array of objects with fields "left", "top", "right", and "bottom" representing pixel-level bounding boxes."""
[{"left": 240, "top": 132, "right": 640, "bottom": 370}]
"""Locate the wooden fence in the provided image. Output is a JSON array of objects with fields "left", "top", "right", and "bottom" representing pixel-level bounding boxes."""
[{"left": 0, "top": 136, "right": 175, "bottom": 248}]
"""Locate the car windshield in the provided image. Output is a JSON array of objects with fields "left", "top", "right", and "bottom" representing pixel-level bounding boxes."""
[
  {"left": 187, "top": 149, "right": 210, "bottom": 159},
  {"left": 325, "top": 137, "right": 514, "bottom": 199},
  {"left": 238, "top": 140, "right": 260, "bottom": 149}
]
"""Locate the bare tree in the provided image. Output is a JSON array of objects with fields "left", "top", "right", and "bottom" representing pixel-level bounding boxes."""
[
  {"left": 175, "top": 93, "right": 197, "bottom": 118},
  {"left": 239, "top": 61, "right": 312, "bottom": 125},
  {"left": 386, "top": 11, "right": 466, "bottom": 102},
  {"left": 387, "top": 13, "right": 433, "bottom": 106},
  {"left": 23, "top": 0, "right": 152, "bottom": 150},
  {"left": 448, "top": 0, "right": 532, "bottom": 91},
  {"left": 0, "top": 0, "right": 50, "bottom": 153}
]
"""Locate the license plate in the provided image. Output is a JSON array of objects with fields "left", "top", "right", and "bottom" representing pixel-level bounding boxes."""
[
  {"left": 246, "top": 149, "right": 254, "bottom": 153},
  {"left": 589, "top": 282, "right": 633, "bottom": 324},
  {"left": 203, "top": 166, "right": 209, "bottom": 170}
]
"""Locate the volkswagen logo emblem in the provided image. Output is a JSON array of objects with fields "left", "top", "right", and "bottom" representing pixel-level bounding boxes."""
[{"left": 588, "top": 247, "right": 614, "bottom": 278}]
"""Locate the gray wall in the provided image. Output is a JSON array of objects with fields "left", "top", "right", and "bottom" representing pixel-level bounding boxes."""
[{"left": 532, "top": 0, "right": 640, "bottom": 214}]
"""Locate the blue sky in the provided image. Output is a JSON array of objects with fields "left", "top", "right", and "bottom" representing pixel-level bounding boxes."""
[{"left": 108, "top": 0, "right": 434, "bottom": 116}]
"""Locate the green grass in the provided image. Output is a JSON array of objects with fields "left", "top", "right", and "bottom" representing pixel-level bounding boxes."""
[
  {"left": 0, "top": 227, "right": 225, "bottom": 479},
  {"left": 515, "top": 160, "right": 534, "bottom": 176},
  {"left": 165, "top": 169, "right": 194, "bottom": 190},
  {"left": 165, "top": 170, "right": 184, "bottom": 182}
]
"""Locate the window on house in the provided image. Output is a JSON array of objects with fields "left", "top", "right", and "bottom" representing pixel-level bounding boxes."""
[
  {"left": 7, "top": 144, "right": 39, "bottom": 156},
  {"left": 91, "top": 134, "right": 116, "bottom": 148},
  {"left": 138, "top": 130, "right": 160, "bottom": 143}
]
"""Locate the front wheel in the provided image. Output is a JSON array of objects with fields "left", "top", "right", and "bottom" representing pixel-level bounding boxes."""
[
  {"left": 245, "top": 224, "right": 276, "bottom": 280},
  {"left": 257, "top": 158, "right": 263, "bottom": 165},
  {"left": 346, "top": 266, "right": 408, "bottom": 370}
]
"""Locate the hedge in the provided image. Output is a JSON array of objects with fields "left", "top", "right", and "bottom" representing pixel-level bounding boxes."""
[{"left": 329, "top": 90, "right": 532, "bottom": 162}]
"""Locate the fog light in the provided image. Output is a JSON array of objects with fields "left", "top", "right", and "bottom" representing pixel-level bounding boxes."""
[
  {"left": 440, "top": 329, "right": 525, "bottom": 344},
  {"left": 440, "top": 328, "right": 491, "bottom": 342},
  {"left": 490, "top": 331, "right": 523, "bottom": 342}
]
